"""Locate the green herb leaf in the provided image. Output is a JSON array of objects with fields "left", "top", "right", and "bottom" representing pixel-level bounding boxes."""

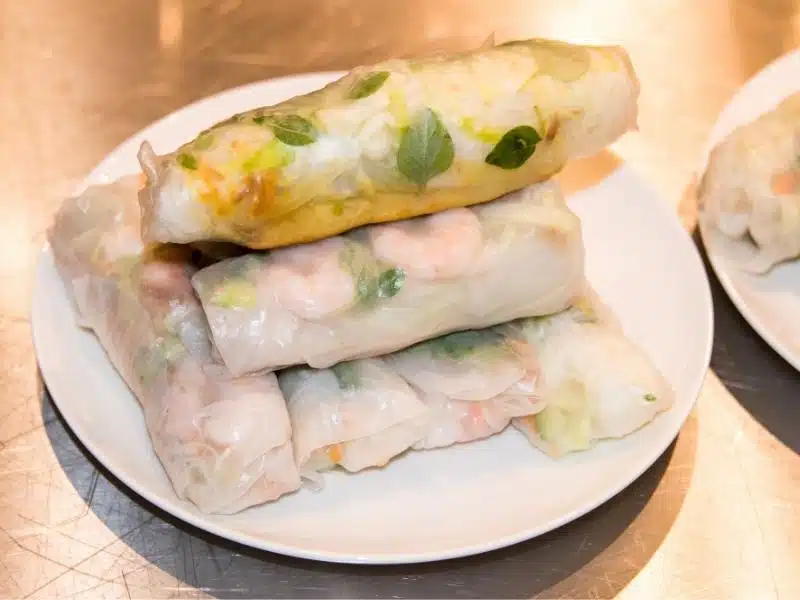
[
  {"left": 377, "top": 268, "right": 404, "bottom": 299},
  {"left": 177, "top": 153, "right": 198, "bottom": 170},
  {"left": 349, "top": 71, "right": 390, "bottom": 100},
  {"left": 429, "top": 330, "right": 495, "bottom": 361},
  {"left": 644, "top": 393, "right": 657, "bottom": 403},
  {"left": 331, "top": 362, "right": 360, "bottom": 391},
  {"left": 485, "top": 126, "right": 541, "bottom": 170},
  {"left": 195, "top": 133, "right": 215, "bottom": 150},
  {"left": 133, "top": 336, "right": 186, "bottom": 389},
  {"left": 252, "top": 115, "right": 266, "bottom": 125},
  {"left": 340, "top": 241, "right": 379, "bottom": 305},
  {"left": 266, "top": 114, "right": 318, "bottom": 146},
  {"left": 397, "top": 107, "right": 455, "bottom": 187},
  {"left": 339, "top": 242, "right": 405, "bottom": 307},
  {"left": 355, "top": 273, "right": 378, "bottom": 305}
]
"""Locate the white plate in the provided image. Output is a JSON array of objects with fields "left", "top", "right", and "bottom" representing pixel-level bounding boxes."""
[
  {"left": 698, "top": 50, "right": 800, "bottom": 371},
  {"left": 32, "top": 73, "right": 713, "bottom": 565}
]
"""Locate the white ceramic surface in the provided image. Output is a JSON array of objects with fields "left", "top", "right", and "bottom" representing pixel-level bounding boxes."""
[
  {"left": 32, "top": 73, "right": 713, "bottom": 565},
  {"left": 698, "top": 50, "right": 800, "bottom": 371}
]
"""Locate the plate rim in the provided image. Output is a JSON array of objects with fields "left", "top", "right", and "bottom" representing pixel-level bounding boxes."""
[
  {"left": 697, "top": 49, "right": 800, "bottom": 373},
  {"left": 32, "top": 71, "right": 714, "bottom": 565}
]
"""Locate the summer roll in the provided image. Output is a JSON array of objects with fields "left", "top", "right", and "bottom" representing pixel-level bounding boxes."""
[
  {"left": 47, "top": 176, "right": 301, "bottom": 514},
  {"left": 279, "top": 359, "right": 429, "bottom": 485},
  {"left": 192, "top": 180, "right": 585, "bottom": 375},
  {"left": 699, "top": 92, "right": 800, "bottom": 273},
  {"left": 387, "top": 328, "right": 542, "bottom": 450},
  {"left": 280, "top": 290, "right": 672, "bottom": 466},
  {"left": 507, "top": 298, "right": 674, "bottom": 457},
  {"left": 138, "top": 37, "right": 639, "bottom": 249}
]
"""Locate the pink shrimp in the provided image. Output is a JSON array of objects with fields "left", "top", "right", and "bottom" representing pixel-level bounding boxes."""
[
  {"left": 368, "top": 208, "right": 484, "bottom": 280},
  {"left": 265, "top": 237, "right": 355, "bottom": 320}
]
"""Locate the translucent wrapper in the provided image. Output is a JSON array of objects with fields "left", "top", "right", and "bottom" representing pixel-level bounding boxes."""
[
  {"left": 699, "top": 92, "right": 800, "bottom": 273},
  {"left": 278, "top": 359, "right": 429, "bottom": 485},
  {"left": 387, "top": 329, "right": 543, "bottom": 450},
  {"left": 192, "top": 181, "right": 584, "bottom": 375},
  {"left": 138, "top": 37, "right": 639, "bottom": 249},
  {"left": 47, "top": 177, "right": 301, "bottom": 514},
  {"left": 507, "top": 299, "right": 674, "bottom": 457}
]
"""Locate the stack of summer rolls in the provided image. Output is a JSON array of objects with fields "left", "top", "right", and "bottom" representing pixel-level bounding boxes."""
[{"left": 47, "top": 38, "right": 674, "bottom": 515}]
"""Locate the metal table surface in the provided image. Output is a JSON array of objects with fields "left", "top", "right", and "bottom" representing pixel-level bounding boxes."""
[{"left": 1, "top": 1, "right": 799, "bottom": 598}]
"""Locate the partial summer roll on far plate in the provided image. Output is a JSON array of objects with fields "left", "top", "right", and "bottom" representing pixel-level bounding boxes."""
[
  {"left": 698, "top": 48, "right": 800, "bottom": 370},
  {"left": 34, "top": 35, "right": 711, "bottom": 562}
]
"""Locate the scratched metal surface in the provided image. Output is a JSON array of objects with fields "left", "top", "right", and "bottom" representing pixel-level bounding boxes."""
[{"left": 2, "top": 0, "right": 800, "bottom": 598}]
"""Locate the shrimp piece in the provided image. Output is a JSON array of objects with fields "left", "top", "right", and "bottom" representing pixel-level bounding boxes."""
[
  {"left": 138, "top": 260, "right": 193, "bottom": 298},
  {"left": 459, "top": 402, "right": 488, "bottom": 438},
  {"left": 368, "top": 208, "right": 484, "bottom": 280},
  {"left": 266, "top": 237, "right": 355, "bottom": 320}
]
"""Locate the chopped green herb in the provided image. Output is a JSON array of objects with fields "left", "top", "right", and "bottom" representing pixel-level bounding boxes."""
[
  {"left": 428, "top": 330, "right": 495, "bottom": 361},
  {"left": 377, "top": 268, "right": 404, "bottom": 299},
  {"left": 134, "top": 346, "right": 163, "bottom": 389},
  {"left": 339, "top": 242, "right": 404, "bottom": 307},
  {"left": 485, "top": 125, "right": 541, "bottom": 170},
  {"left": 133, "top": 336, "right": 186, "bottom": 389},
  {"left": 266, "top": 114, "right": 318, "bottom": 146},
  {"left": 195, "top": 133, "right": 214, "bottom": 150},
  {"left": 397, "top": 107, "right": 455, "bottom": 187},
  {"left": 177, "top": 153, "right": 198, "bottom": 170},
  {"left": 331, "top": 362, "right": 360, "bottom": 391},
  {"left": 644, "top": 393, "right": 657, "bottom": 403},
  {"left": 252, "top": 115, "right": 266, "bottom": 125},
  {"left": 355, "top": 272, "right": 378, "bottom": 305},
  {"left": 242, "top": 139, "right": 293, "bottom": 173},
  {"left": 349, "top": 71, "right": 390, "bottom": 100},
  {"left": 210, "top": 278, "right": 258, "bottom": 309}
]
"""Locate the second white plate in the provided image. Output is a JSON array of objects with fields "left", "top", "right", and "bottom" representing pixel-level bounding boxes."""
[
  {"left": 698, "top": 49, "right": 800, "bottom": 371},
  {"left": 33, "top": 73, "right": 713, "bottom": 564}
]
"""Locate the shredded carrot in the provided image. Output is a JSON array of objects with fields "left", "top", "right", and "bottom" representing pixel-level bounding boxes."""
[
  {"left": 771, "top": 170, "right": 800, "bottom": 196},
  {"left": 198, "top": 163, "right": 224, "bottom": 183},
  {"left": 326, "top": 443, "right": 344, "bottom": 464}
]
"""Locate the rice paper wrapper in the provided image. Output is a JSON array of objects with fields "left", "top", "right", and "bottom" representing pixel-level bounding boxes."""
[
  {"left": 47, "top": 176, "right": 301, "bottom": 514},
  {"left": 193, "top": 180, "right": 585, "bottom": 375}
]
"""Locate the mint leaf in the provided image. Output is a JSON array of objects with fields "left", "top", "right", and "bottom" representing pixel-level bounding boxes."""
[
  {"left": 485, "top": 126, "right": 541, "bottom": 170},
  {"left": 349, "top": 71, "right": 390, "bottom": 100},
  {"left": 331, "top": 362, "right": 360, "bottom": 391},
  {"left": 177, "top": 153, "right": 198, "bottom": 170},
  {"left": 377, "top": 268, "right": 404, "bottom": 299},
  {"left": 397, "top": 107, "right": 455, "bottom": 187},
  {"left": 266, "top": 114, "right": 318, "bottom": 146}
]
